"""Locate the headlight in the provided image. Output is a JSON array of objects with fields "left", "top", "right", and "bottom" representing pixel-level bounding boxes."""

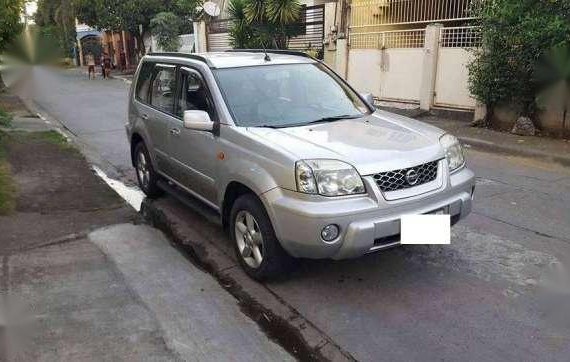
[
  {"left": 295, "top": 159, "right": 365, "bottom": 196},
  {"left": 439, "top": 134, "right": 465, "bottom": 172}
]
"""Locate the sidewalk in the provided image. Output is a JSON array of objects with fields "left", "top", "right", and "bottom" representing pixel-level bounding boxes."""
[
  {"left": 380, "top": 106, "right": 570, "bottom": 167},
  {"left": 0, "top": 92, "right": 292, "bottom": 361}
]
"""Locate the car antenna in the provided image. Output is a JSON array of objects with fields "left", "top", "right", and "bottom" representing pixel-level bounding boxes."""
[{"left": 261, "top": 42, "right": 271, "bottom": 62}]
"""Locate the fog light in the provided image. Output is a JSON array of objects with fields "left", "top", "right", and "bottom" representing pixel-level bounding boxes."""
[{"left": 321, "top": 224, "right": 340, "bottom": 242}]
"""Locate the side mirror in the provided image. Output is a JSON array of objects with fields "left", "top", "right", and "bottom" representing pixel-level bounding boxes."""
[
  {"left": 360, "top": 93, "right": 376, "bottom": 109},
  {"left": 183, "top": 110, "right": 214, "bottom": 132}
]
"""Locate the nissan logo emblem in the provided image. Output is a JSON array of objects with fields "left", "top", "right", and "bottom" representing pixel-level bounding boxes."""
[{"left": 405, "top": 169, "right": 419, "bottom": 186}]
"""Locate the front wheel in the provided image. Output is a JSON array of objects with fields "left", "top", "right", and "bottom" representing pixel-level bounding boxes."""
[
  {"left": 230, "top": 194, "right": 295, "bottom": 280},
  {"left": 134, "top": 142, "right": 162, "bottom": 198}
]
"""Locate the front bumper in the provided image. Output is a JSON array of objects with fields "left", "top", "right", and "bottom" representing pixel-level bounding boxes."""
[{"left": 261, "top": 166, "right": 475, "bottom": 260}]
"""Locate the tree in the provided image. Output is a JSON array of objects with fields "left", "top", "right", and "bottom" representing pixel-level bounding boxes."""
[
  {"left": 228, "top": 0, "right": 302, "bottom": 49},
  {"left": 151, "top": 12, "right": 181, "bottom": 52},
  {"left": 0, "top": 0, "right": 25, "bottom": 89},
  {"left": 35, "top": 0, "right": 77, "bottom": 58},
  {"left": 75, "top": 0, "right": 166, "bottom": 55},
  {"left": 174, "top": 0, "right": 203, "bottom": 34},
  {"left": 468, "top": 0, "right": 570, "bottom": 126}
]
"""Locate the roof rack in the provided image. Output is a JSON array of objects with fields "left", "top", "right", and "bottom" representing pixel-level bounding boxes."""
[
  {"left": 225, "top": 49, "right": 315, "bottom": 60},
  {"left": 147, "top": 52, "right": 214, "bottom": 67}
]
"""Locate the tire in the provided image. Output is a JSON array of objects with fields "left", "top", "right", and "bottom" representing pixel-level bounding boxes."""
[
  {"left": 230, "top": 193, "right": 295, "bottom": 281},
  {"left": 133, "top": 142, "right": 163, "bottom": 198}
]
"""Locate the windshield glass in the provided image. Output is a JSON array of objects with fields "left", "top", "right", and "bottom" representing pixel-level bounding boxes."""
[{"left": 214, "top": 63, "right": 371, "bottom": 128}]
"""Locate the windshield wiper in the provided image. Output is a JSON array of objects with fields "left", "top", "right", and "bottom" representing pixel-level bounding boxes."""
[
  {"left": 306, "top": 114, "right": 364, "bottom": 125},
  {"left": 256, "top": 124, "right": 281, "bottom": 129},
  {"left": 253, "top": 114, "right": 363, "bottom": 129}
]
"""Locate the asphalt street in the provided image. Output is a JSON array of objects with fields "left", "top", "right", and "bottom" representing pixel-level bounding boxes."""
[{"left": 29, "top": 67, "right": 570, "bottom": 361}]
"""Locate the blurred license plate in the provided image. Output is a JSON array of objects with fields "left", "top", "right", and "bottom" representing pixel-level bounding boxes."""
[{"left": 400, "top": 214, "right": 450, "bottom": 245}]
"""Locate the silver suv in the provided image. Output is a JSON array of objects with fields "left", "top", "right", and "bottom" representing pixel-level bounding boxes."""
[{"left": 127, "top": 50, "right": 475, "bottom": 280}]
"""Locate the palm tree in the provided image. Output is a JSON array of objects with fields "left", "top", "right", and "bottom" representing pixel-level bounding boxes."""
[{"left": 228, "top": 0, "right": 301, "bottom": 50}]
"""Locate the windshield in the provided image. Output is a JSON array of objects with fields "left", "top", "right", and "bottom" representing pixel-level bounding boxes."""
[{"left": 214, "top": 63, "right": 372, "bottom": 128}]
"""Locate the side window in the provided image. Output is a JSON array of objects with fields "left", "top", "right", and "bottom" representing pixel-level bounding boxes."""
[
  {"left": 176, "top": 69, "right": 213, "bottom": 119},
  {"left": 149, "top": 66, "right": 176, "bottom": 114},
  {"left": 135, "top": 62, "right": 154, "bottom": 102}
]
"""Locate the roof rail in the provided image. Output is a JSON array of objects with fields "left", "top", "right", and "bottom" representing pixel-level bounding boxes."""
[
  {"left": 147, "top": 52, "right": 214, "bottom": 67},
  {"left": 225, "top": 49, "right": 316, "bottom": 60}
]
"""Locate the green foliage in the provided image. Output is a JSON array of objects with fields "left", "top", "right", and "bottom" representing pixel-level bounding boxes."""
[
  {"left": 35, "top": 0, "right": 77, "bottom": 58},
  {"left": 228, "top": 0, "right": 301, "bottom": 49},
  {"left": 468, "top": 0, "right": 570, "bottom": 118},
  {"left": 535, "top": 42, "right": 570, "bottom": 91},
  {"left": 0, "top": 0, "right": 24, "bottom": 51},
  {"left": 0, "top": 133, "right": 16, "bottom": 215},
  {"left": 174, "top": 0, "right": 203, "bottom": 33},
  {"left": 0, "top": 107, "right": 12, "bottom": 127},
  {"left": 75, "top": 0, "right": 167, "bottom": 54},
  {"left": 151, "top": 12, "right": 182, "bottom": 52},
  {"left": 75, "top": 0, "right": 203, "bottom": 53}
]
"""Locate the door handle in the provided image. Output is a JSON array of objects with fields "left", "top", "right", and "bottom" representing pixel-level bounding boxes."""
[
  {"left": 170, "top": 128, "right": 181, "bottom": 136},
  {"left": 141, "top": 114, "right": 149, "bottom": 120}
]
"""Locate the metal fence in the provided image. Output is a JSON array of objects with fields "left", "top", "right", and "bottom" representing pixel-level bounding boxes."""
[
  {"left": 287, "top": 5, "right": 325, "bottom": 57},
  {"left": 207, "top": 19, "right": 231, "bottom": 34},
  {"left": 350, "top": 29, "right": 425, "bottom": 49},
  {"left": 351, "top": 0, "right": 476, "bottom": 29},
  {"left": 439, "top": 26, "right": 482, "bottom": 48}
]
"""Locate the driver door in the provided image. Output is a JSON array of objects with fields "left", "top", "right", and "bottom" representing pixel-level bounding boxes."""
[{"left": 165, "top": 66, "right": 218, "bottom": 205}]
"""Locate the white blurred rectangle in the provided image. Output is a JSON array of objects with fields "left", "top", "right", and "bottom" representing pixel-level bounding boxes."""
[{"left": 401, "top": 214, "right": 451, "bottom": 245}]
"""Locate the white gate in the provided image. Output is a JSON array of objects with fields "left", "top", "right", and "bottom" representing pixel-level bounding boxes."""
[
  {"left": 434, "top": 26, "right": 481, "bottom": 109},
  {"left": 348, "top": 29, "right": 425, "bottom": 103}
]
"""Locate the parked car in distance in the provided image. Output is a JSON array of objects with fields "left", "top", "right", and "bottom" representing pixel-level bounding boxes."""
[{"left": 126, "top": 50, "right": 475, "bottom": 280}]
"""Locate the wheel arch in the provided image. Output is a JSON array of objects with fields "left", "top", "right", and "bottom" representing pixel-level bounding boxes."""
[
  {"left": 221, "top": 181, "right": 258, "bottom": 231},
  {"left": 130, "top": 132, "right": 145, "bottom": 167}
]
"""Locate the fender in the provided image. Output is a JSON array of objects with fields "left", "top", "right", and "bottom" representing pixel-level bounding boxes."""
[
  {"left": 217, "top": 157, "right": 281, "bottom": 209},
  {"left": 129, "top": 120, "right": 158, "bottom": 169}
]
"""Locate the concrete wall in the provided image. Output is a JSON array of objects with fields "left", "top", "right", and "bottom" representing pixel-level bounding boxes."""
[
  {"left": 435, "top": 48, "right": 476, "bottom": 109},
  {"left": 489, "top": 92, "right": 570, "bottom": 136}
]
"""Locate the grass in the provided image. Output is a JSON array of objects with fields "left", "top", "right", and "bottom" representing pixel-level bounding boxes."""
[
  {"left": 0, "top": 107, "right": 12, "bottom": 128},
  {"left": 0, "top": 132, "right": 16, "bottom": 215},
  {"left": 21, "top": 130, "right": 70, "bottom": 146}
]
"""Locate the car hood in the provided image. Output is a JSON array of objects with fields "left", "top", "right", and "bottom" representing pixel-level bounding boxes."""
[{"left": 246, "top": 111, "right": 447, "bottom": 175}]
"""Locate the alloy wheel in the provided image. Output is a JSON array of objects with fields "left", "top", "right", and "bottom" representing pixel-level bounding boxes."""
[
  {"left": 136, "top": 150, "right": 150, "bottom": 190},
  {"left": 234, "top": 210, "right": 264, "bottom": 268}
]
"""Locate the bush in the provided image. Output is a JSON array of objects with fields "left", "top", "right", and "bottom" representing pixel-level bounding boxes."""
[
  {"left": 468, "top": 0, "right": 570, "bottom": 122},
  {"left": 151, "top": 12, "right": 182, "bottom": 52}
]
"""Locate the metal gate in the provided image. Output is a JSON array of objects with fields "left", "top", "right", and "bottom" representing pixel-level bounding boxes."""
[
  {"left": 206, "top": 5, "right": 324, "bottom": 56},
  {"left": 288, "top": 5, "right": 325, "bottom": 58},
  {"left": 207, "top": 19, "right": 231, "bottom": 52}
]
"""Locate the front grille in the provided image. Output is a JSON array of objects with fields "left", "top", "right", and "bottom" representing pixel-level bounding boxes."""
[{"left": 373, "top": 161, "right": 439, "bottom": 192}]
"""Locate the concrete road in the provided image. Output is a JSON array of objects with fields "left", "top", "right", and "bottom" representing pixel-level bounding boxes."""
[
  {"left": 28, "top": 67, "right": 570, "bottom": 361},
  {"left": 29, "top": 67, "right": 133, "bottom": 178}
]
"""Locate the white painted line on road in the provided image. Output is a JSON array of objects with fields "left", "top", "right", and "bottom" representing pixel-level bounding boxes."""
[
  {"left": 37, "top": 112, "right": 51, "bottom": 124},
  {"left": 92, "top": 166, "right": 145, "bottom": 211}
]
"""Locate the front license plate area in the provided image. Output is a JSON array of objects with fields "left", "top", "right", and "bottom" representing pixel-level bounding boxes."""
[{"left": 400, "top": 214, "right": 451, "bottom": 245}]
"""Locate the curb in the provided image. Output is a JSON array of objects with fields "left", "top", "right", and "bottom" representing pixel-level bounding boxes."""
[
  {"left": 140, "top": 198, "right": 356, "bottom": 362},
  {"left": 459, "top": 136, "right": 570, "bottom": 168}
]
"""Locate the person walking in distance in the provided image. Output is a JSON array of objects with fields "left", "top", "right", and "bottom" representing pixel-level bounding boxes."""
[
  {"left": 103, "top": 52, "right": 112, "bottom": 79},
  {"left": 86, "top": 52, "right": 96, "bottom": 79}
]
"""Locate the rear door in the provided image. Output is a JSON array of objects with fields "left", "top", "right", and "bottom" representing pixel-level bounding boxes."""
[
  {"left": 165, "top": 66, "right": 219, "bottom": 205},
  {"left": 135, "top": 63, "right": 177, "bottom": 173}
]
